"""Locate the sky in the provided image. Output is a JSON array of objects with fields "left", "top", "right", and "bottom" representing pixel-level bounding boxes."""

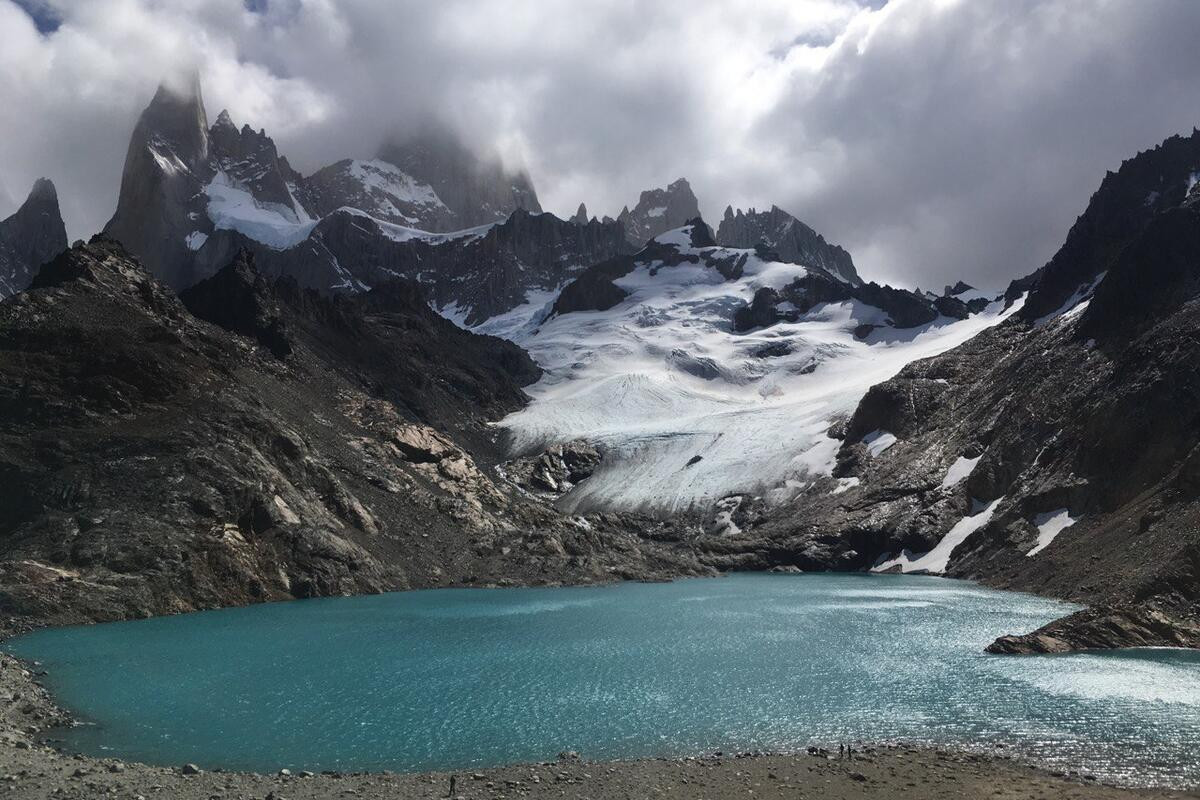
[{"left": 2, "top": 0, "right": 1200, "bottom": 290}]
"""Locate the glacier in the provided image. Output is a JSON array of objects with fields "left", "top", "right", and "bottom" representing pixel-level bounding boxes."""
[{"left": 487, "top": 225, "right": 1023, "bottom": 513}]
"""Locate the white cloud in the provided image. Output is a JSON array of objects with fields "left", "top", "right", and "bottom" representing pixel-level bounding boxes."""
[{"left": 2, "top": 0, "right": 1199, "bottom": 289}]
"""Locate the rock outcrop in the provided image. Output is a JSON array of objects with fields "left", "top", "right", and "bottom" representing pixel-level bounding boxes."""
[
  {"left": 717, "top": 205, "right": 861, "bottom": 285},
  {"left": 986, "top": 605, "right": 1200, "bottom": 653},
  {"left": 729, "top": 261, "right": 967, "bottom": 333},
  {"left": 0, "top": 178, "right": 67, "bottom": 299},
  {"left": 179, "top": 249, "right": 292, "bottom": 359}
]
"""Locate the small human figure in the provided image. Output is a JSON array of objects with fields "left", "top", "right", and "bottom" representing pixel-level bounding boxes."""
[{"left": 447, "top": 774, "right": 456, "bottom": 797}]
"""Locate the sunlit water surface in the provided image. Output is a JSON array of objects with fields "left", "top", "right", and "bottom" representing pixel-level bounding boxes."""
[{"left": 8, "top": 574, "right": 1200, "bottom": 786}]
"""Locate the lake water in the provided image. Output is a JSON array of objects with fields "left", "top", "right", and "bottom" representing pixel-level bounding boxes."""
[{"left": 8, "top": 574, "right": 1200, "bottom": 787}]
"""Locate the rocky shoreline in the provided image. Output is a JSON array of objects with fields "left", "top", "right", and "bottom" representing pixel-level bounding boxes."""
[{"left": 2, "top": 652, "right": 1196, "bottom": 800}]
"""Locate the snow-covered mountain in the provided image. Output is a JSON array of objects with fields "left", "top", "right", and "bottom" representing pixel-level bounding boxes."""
[
  {"left": 0, "top": 178, "right": 67, "bottom": 300},
  {"left": 485, "top": 219, "right": 1013, "bottom": 513}
]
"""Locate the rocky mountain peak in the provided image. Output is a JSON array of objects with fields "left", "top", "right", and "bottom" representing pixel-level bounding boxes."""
[
  {"left": 140, "top": 74, "right": 210, "bottom": 170},
  {"left": 212, "top": 109, "right": 237, "bottom": 133},
  {"left": 104, "top": 77, "right": 218, "bottom": 289},
  {"left": 208, "top": 112, "right": 296, "bottom": 212},
  {"left": 617, "top": 178, "right": 702, "bottom": 246},
  {"left": 0, "top": 177, "right": 68, "bottom": 300},
  {"left": 573, "top": 203, "right": 589, "bottom": 225},
  {"left": 24, "top": 177, "right": 57, "bottom": 205},
  {"left": 715, "top": 204, "right": 860, "bottom": 285}
]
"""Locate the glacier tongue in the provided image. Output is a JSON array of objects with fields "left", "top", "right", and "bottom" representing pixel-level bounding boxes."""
[{"left": 494, "top": 226, "right": 1023, "bottom": 514}]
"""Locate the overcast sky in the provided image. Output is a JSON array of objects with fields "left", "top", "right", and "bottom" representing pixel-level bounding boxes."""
[{"left": 2, "top": 0, "right": 1199, "bottom": 290}]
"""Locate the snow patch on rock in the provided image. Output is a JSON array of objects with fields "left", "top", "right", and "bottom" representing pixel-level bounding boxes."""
[
  {"left": 940, "top": 454, "right": 981, "bottom": 489},
  {"left": 862, "top": 430, "right": 897, "bottom": 457},
  {"left": 873, "top": 497, "right": 1004, "bottom": 574},
  {"left": 1027, "top": 508, "right": 1078, "bottom": 556}
]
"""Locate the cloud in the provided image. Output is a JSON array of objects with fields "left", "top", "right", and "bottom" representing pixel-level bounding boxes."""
[{"left": 2, "top": 0, "right": 1199, "bottom": 289}]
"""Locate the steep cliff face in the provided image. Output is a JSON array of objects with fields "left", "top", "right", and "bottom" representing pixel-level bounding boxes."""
[
  {"left": 0, "top": 239, "right": 707, "bottom": 628},
  {"left": 103, "top": 75, "right": 215, "bottom": 289},
  {"left": 0, "top": 178, "right": 67, "bottom": 299},
  {"left": 717, "top": 205, "right": 861, "bottom": 285},
  {"left": 616, "top": 178, "right": 702, "bottom": 246},
  {"left": 194, "top": 207, "right": 634, "bottom": 325}
]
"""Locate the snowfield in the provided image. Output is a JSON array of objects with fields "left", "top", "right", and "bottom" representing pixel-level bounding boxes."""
[{"left": 485, "top": 225, "right": 1024, "bottom": 513}]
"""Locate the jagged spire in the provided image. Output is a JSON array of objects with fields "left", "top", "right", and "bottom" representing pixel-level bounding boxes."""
[
  {"left": 141, "top": 71, "right": 210, "bottom": 167},
  {"left": 213, "top": 109, "right": 236, "bottom": 131},
  {"left": 573, "top": 203, "right": 588, "bottom": 225},
  {"left": 24, "top": 177, "right": 58, "bottom": 205}
]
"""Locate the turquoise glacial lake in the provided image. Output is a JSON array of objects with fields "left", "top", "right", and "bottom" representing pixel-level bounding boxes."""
[{"left": 8, "top": 574, "right": 1200, "bottom": 786}]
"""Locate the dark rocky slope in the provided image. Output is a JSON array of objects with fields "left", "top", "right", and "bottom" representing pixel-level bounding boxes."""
[
  {"left": 0, "top": 178, "right": 68, "bottom": 300},
  {"left": 1006, "top": 129, "right": 1200, "bottom": 320},
  {"left": 698, "top": 134, "right": 1200, "bottom": 652},
  {"left": 0, "top": 239, "right": 707, "bottom": 631}
]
